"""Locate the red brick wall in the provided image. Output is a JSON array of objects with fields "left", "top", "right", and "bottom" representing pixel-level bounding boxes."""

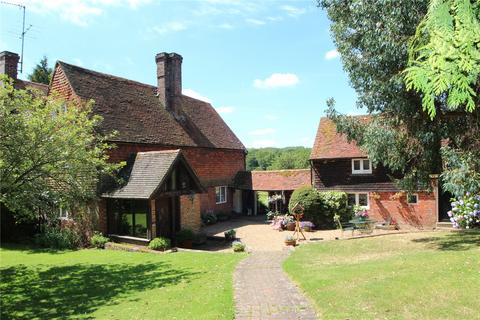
[
  {"left": 50, "top": 66, "right": 77, "bottom": 101},
  {"left": 368, "top": 192, "right": 437, "bottom": 228},
  {"left": 199, "top": 187, "right": 234, "bottom": 215}
]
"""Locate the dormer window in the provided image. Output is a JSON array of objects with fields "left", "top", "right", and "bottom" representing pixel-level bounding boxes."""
[{"left": 352, "top": 159, "right": 372, "bottom": 174}]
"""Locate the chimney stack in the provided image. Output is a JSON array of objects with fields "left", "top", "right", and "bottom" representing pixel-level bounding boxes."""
[
  {"left": 155, "top": 52, "right": 182, "bottom": 110},
  {"left": 0, "top": 51, "right": 20, "bottom": 80}
]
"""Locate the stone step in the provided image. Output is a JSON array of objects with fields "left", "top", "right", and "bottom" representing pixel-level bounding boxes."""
[{"left": 436, "top": 221, "right": 456, "bottom": 231}]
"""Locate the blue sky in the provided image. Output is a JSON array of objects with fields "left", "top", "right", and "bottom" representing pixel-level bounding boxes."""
[{"left": 1, "top": 0, "right": 359, "bottom": 148}]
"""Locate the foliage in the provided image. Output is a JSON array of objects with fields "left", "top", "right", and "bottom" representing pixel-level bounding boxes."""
[
  {"left": 176, "top": 229, "right": 194, "bottom": 242},
  {"left": 448, "top": 193, "right": 480, "bottom": 229},
  {"left": 0, "top": 244, "right": 244, "bottom": 319},
  {"left": 201, "top": 212, "right": 217, "bottom": 225},
  {"left": 320, "top": 0, "right": 479, "bottom": 193},
  {"left": 148, "top": 237, "right": 171, "bottom": 251},
  {"left": 266, "top": 211, "right": 281, "bottom": 220},
  {"left": 284, "top": 231, "right": 480, "bottom": 319},
  {"left": 441, "top": 146, "right": 480, "bottom": 196},
  {"left": 231, "top": 241, "right": 246, "bottom": 252},
  {"left": 404, "top": 0, "right": 480, "bottom": 119},
  {"left": 27, "top": 56, "right": 53, "bottom": 85},
  {"left": 289, "top": 187, "right": 351, "bottom": 229},
  {"left": 224, "top": 229, "right": 236, "bottom": 240},
  {"left": 90, "top": 232, "right": 109, "bottom": 249},
  {"left": 0, "top": 76, "right": 121, "bottom": 222},
  {"left": 246, "top": 147, "right": 311, "bottom": 171},
  {"left": 300, "top": 221, "right": 315, "bottom": 230},
  {"left": 34, "top": 224, "right": 80, "bottom": 249}
]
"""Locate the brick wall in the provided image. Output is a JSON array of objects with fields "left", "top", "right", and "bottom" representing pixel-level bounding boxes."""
[
  {"left": 50, "top": 66, "right": 77, "bottom": 101},
  {"left": 199, "top": 186, "right": 234, "bottom": 215},
  {"left": 368, "top": 192, "right": 437, "bottom": 228},
  {"left": 180, "top": 194, "right": 201, "bottom": 232}
]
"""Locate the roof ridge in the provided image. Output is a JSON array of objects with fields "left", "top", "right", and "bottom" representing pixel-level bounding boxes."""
[
  {"left": 137, "top": 150, "right": 181, "bottom": 155},
  {"left": 57, "top": 61, "right": 157, "bottom": 90},
  {"left": 251, "top": 169, "right": 310, "bottom": 173}
]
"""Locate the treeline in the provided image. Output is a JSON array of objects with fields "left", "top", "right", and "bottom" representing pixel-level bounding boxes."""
[{"left": 246, "top": 147, "right": 311, "bottom": 171}]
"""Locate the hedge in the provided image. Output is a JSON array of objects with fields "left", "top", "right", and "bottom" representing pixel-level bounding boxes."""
[{"left": 289, "top": 187, "right": 351, "bottom": 229}]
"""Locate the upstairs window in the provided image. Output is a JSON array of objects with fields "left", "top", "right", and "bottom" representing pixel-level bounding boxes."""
[
  {"left": 215, "top": 186, "right": 227, "bottom": 204},
  {"left": 347, "top": 193, "right": 370, "bottom": 208},
  {"left": 352, "top": 159, "right": 372, "bottom": 174}
]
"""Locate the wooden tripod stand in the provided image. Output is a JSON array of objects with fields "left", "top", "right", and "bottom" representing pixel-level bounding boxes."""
[{"left": 291, "top": 203, "right": 306, "bottom": 241}]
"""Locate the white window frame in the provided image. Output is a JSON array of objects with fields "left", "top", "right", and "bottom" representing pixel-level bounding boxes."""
[
  {"left": 347, "top": 192, "right": 370, "bottom": 209},
  {"left": 59, "top": 207, "right": 70, "bottom": 220},
  {"left": 352, "top": 158, "right": 372, "bottom": 174},
  {"left": 407, "top": 193, "right": 419, "bottom": 205},
  {"left": 215, "top": 186, "right": 227, "bottom": 204}
]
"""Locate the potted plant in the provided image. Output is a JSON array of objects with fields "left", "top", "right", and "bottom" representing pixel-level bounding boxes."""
[
  {"left": 224, "top": 229, "right": 236, "bottom": 241},
  {"left": 176, "top": 229, "right": 194, "bottom": 249},
  {"left": 284, "top": 235, "right": 296, "bottom": 246},
  {"left": 300, "top": 221, "right": 315, "bottom": 232},
  {"left": 232, "top": 241, "right": 246, "bottom": 252},
  {"left": 281, "top": 215, "right": 295, "bottom": 231}
]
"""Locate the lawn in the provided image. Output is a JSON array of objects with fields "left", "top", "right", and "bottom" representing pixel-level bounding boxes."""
[
  {"left": 0, "top": 244, "right": 244, "bottom": 320},
  {"left": 284, "top": 231, "right": 480, "bottom": 320}
]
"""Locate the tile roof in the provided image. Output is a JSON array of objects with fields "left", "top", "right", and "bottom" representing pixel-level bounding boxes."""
[
  {"left": 56, "top": 61, "right": 245, "bottom": 150},
  {"left": 316, "top": 182, "right": 399, "bottom": 192},
  {"left": 310, "top": 117, "right": 369, "bottom": 160},
  {"left": 103, "top": 150, "right": 181, "bottom": 199},
  {"left": 235, "top": 169, "right": 310, "bottom": 191},
  {"left": 15, "top": 79, "right": 49, "bottom": 94}
]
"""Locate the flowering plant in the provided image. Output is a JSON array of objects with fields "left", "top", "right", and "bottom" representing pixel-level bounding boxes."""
[
  {"left": 353, "top": 205, "right": 369, "bottom": 220},
  {"left": 448, "top": 192, "right": 480, "bottom": 229},
  {"left": 300, "top": 221, "right": 315, "bottom": 229}
]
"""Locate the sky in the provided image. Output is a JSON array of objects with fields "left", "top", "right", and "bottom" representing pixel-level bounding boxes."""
[{"left": 0, "top": 0, "right": 360, "bottom": 148}]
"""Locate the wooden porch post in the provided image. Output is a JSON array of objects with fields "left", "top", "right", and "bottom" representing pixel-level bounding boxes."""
[{"left": 150, "top": 199, "right": 156, "bottom": 239}]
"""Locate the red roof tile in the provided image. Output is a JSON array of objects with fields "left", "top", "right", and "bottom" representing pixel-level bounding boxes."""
[
  {"left": 235, "top": 169, "right": 310, "bottom": 191},
  {"left": 310, "top": 117, "right": 368, "bottom": 159},
  {"left": 55, "top": 61, "right": 245, "bottom": 151}
]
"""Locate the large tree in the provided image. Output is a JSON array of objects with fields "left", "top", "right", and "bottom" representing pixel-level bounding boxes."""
[
  {"left": 319, "top": 0, "right": 479, "bottom": 195},
  {"left": 28, "top": 56, "right": 53, "bottom": 85},
  {"left": 0, "top": 76, "right": 121, "bottom": 222}
]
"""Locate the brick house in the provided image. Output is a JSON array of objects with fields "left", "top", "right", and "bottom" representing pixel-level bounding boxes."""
[
  {"left": 310, "top": 117, "right": 440, "bottom": 228},
  {"left": 46, "top": 52, "right": 246, "bottom": 242}
]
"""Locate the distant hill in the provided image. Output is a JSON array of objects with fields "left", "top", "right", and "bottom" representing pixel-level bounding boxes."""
[{"left": 246, "top": 147, "right": 311, "bottom": 171}]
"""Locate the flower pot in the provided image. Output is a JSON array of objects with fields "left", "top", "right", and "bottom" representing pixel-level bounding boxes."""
[
  {"left": 286, "top": 222, "right": 296, "bottom": 231},
  {"left": 285, "top": 239, "right": 296, "bottom": 246}
]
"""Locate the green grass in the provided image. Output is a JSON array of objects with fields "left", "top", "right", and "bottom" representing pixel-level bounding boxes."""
[
  {"left": 0, "top": 244, "right": 245, "bottom": 319},
  {"left": 284, "top": 231, "right": 480, "bottom": 320}
]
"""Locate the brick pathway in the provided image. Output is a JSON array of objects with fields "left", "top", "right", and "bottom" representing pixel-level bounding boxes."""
[{"left": 234, "top": 250, "right": 317, "bottom": 320}]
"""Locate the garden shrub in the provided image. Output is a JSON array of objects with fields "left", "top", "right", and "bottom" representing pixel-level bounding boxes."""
[
  {"left": 35, "top": 225, "right": 80, "bottom": 249},
  {"left": 448, "top": 193, "right": 480, "bottom": 229},
  {"left": 148, "top": 237, "right": 171, "bottom": 251},
  {"left": 201, "top": 212, "right": 217, "bottom": 225},
  {"left": 90, "top": 231, "right": 109, "bottom": 249},
  {"left": 289, "top": 187, "right": 351, "bottom": 229},
  {"left": 232, "top": 241, "right": 246, "bottom": 252}
]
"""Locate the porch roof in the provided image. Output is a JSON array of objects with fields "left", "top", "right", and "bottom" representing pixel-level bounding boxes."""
[
  {"left": 234, "top": 169, "right": 311, "bottom": 191},
  {"left": 102, "top": 150, "right": 202, "bottom": 199}
]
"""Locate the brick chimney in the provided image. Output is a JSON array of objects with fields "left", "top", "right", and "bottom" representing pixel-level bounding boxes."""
[
  {"left": 0, "top": 51, "right": 20, "bottom": 80},
  {"left": 155, "top": 52, "right": 182, "bottom": 110}
]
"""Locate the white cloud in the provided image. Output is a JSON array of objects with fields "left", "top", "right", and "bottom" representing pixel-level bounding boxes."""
[
  {"left": 280, "top": 5, "right": 306, "bottom": 17},
  {"left": 8, "top": 0, "right": 151, "bottom": 26},
  {"left": 325, "top": 49, "right": 340, "bottom": 60},
  {"left": 218, "top": 23, "right": 234, "bottom": 29},
  {"left": 250, "top": 139, "right": 277, "bottom": 148},
  {"left": 250, "top": 128, "right": 276, "bottom": 136},
  {"left": 245, "top": 18, "right": 265, "bottom": 26},
  {"left": 182, "top": 89, "right": 212, "bottom": 103},
  {"left": 265, "top": 114, "right": 279, "bottom": 121},
  {"left": 216, "top": 106, "right": 235, "bottom": 114},
  {"left": 267, "top": 16, "right": 283, "bottom": 22},
  {"left": 152, "top": 21, "right": 187, "bottom": 35},
  {"left": 253, "top": 73, "right": 299, "bottom": 89}
]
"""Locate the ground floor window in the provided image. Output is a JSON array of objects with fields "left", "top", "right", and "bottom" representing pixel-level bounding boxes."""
[
  {"left": 108, "top": 200, "right": 149, "bottom": 238},
  {"left": 407, "top": 193, "right": 419, "bottom": 204},
  {"left": 347, "top": 193, "right": 369, "bottom": 208},
  {"left": 216, "top": 186, "right": 227, "bottom": 204},
  {"left": 59, "top": 207, "right": 69, "bottom": 219}
]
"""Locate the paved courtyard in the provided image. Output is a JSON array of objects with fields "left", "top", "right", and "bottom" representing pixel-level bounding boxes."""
[{"left": 202, "top": 215, "right": 403, "bottom": 320}]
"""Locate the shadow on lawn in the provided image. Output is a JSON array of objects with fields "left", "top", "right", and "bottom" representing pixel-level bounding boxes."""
[
  {"left": 412, "top": 231, "right": 480, "bottom": 251},
  {"left": 0, "top": 261, "right": 198, "bottom": 319}
]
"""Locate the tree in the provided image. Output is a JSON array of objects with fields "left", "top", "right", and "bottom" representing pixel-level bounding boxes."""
[
  {"left": 404, "top": 0, "right": 480, "bottom": 119},
  {"left": 28, "top": 56, "right": 53, "bottom": 85},
  {"left": 246, "top": 147, "right": 311, "bottom": 171},
  {"left": 319, "top": 0, "right": 479, "bottom": 194},
  {"left": 0, "top": 76, "right": 121, "bottom": 222}
]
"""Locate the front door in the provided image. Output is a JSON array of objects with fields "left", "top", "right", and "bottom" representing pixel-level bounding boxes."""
[{"left": 156, "top": 196, "right": 181, "bottom": 238}]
